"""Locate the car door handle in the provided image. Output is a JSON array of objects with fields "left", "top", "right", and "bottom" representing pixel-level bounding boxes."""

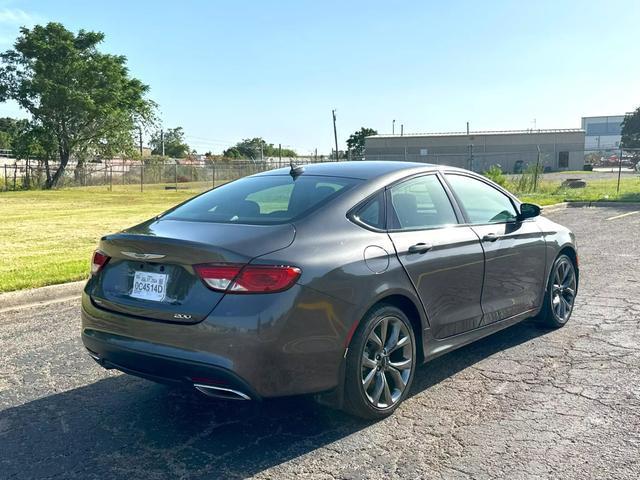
[
  {"left": 482, "top": 233, "right": 500, "bottom": 242},
  {"left": 408, "top": 242, "right": 432, "bottom": 253}
]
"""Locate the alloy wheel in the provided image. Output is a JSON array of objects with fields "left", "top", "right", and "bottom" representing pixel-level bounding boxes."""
[
  {"left": 360, "top": 315, "right": 414, "bottom": 409},
  {"left": 551, "top": 257, "right": 577, "bottom": 323}
]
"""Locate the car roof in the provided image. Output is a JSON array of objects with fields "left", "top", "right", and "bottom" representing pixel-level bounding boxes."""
[{"left": 253, "top": 160, "right": 442, "bottom": 181}]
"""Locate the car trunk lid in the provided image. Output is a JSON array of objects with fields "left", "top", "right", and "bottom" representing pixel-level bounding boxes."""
[{"left": 87, "top": 218, "right": 295, "bottom": 323}]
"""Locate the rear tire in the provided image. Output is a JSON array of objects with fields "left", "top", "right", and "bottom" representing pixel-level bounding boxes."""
[
  {"left": 343, "top": 304, "right": 416, "bottom": 420},
  {"left": 536, "top": 254, "right": 578, "bottom": 328}
]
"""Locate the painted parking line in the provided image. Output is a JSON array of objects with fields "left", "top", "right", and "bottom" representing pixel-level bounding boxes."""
[{"left": 605, "top": 211, "right": 639, "bottom": 221}]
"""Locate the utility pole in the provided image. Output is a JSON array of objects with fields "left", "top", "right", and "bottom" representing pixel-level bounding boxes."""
[
  {"left": 534, "top": 145, "right": 541, "bottom": 192},
  {"left": 332, "top": 109, "right": 339, "bottom": 161},
  {"left": 466, "top": 121, "right": 470, "bottom": 135},
  {"left": 314, "top": 148, "right": 318, "bottom": 163},
  {"left": 617, "top": 145, "right": 623, "bottom": 193},
  {"left": 160, "top": 129, "right": 165, "bottom": 157},
  {"left": 392, "top": 119, "right": 396, "bottom": 135},
  {"left": 400, "top": 124, "right": 404, "bottom": 136},
  {"left": 278, "top": 143, "right": 282, "bottom": 168},
  {"left": 138, "top": 127, "right": 143, "bottom": 156}
]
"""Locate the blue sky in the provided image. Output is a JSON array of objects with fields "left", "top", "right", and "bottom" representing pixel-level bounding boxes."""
[{"left": 0, "top": 0, "right": 638, "bottom": 154}]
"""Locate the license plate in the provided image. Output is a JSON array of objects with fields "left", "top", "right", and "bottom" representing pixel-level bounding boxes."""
[{"left": 130, "top": 271, "right": 168, "bottom": 302}]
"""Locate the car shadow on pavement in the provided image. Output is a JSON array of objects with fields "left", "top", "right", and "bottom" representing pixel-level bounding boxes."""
[{"left": 1, "top": 320, "right": 549, "bottom": 479}]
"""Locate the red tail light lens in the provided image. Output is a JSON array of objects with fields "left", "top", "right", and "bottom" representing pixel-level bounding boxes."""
[
  {"left": 91, "top": 250, "right": 110, "bottom": 275},
  {"left": 194, "top": 264, "right": 243, "bottom": 291},
  {"left": 194, "top": 263, "right": 301, "bottom": 294},
  {"left": 230, "top": 265, "right": 302, "bottom": 293}
]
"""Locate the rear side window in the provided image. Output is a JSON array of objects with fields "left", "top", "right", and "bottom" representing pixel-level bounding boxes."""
[
  {"left": 352, "top": 191, "right": 385, "bottom": 230},
  {"left": 388, "top": 175, "right": 458, "bottom": 230},
  {"left": 163, "top": 175, "right": 360, "bottom": 225},
  {"left": 445, "top": 174, "right": 517, "bottom": 224}
]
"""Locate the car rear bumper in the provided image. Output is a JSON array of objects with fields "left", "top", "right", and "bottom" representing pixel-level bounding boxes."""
[
  {"left": 80, "top": 286, "right": 357, "bottom": 398},
  {"left": 82, "top": 328, "right": 259, "bottom": 399}
]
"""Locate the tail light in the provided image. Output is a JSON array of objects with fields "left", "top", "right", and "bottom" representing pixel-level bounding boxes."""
[
  {"left": 194, "top": 263, "right": 301, "bottom": 294},
  {"left": 91, "top": 250, "right": 110, "bottom": 275},
  {"left": 194, "top": 264, "right": 242, "bottom": 291}
]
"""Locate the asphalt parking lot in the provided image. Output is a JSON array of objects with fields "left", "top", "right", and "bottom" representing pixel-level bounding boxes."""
[{"left": 2, "top": 204, "right": 640, "bottom": 480}]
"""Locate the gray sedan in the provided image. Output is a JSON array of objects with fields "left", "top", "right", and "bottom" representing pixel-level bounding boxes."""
[{"left": 81, "top": 161, "right": 578, "bottom": 419}]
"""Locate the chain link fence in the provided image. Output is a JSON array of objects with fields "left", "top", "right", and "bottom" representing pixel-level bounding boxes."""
[
  {"left": 2, "top": 149, "right": 639, "bottom": 192},
  {"left": 0, "top": 156, "right": 330, "bottom": 191}
]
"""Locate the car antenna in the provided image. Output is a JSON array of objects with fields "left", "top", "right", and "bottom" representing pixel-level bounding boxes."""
[{"left": 289, "top": 160, "right": 304, "bottom": 179}]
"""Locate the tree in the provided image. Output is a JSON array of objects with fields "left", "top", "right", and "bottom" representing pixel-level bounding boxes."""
[
  {"left": 149, "top": 127, "right": 190, "bottom": 158},
  {"left": 0, "top": 117, "right": 28, "bottom": 149},
  {"left": 622, "top": 107, "right": 640, "bottom": 149},
  {"left": 346, "top": 127, "right": 378, "bottom": 157},
  {"left": 0, "top": 129, "right": 10, "bottom": 149},
  {"left": 222, "top": 137, "right": 296, "bottom": 159},
  {"left": 0, "top": 23, "right": 156, "bottom": 188}
]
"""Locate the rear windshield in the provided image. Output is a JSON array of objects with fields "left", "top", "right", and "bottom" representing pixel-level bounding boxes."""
[{"left": 163, "top": 175, "right": 361, "bottom": 225}]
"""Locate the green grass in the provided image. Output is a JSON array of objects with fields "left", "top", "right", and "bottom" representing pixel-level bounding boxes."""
[
  {"left": 0, "top": 175, "right": 639, "bottom": 293},
  {"left": 0, "top": 184, "right": 205, "bottom": 292},
  {"left": 515, "top": 176, "right": 640, "bottom": 206}
]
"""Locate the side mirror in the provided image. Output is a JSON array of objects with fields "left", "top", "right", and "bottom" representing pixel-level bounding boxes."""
[{"left": 518, "top": 202, "right": 541, "bottom": 220}]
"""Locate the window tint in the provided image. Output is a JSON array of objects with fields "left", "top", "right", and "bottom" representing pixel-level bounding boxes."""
[
  {"left": 163, "top": 175, "right": 360, "bottom": 225},
  {"left": 389, "top": 175, "right": 457, "bottom": 230},
  {"left": 353, "top": 191, "right": 385, "bottom": 229},
  {"left": 446, "top": 174, "right": 517, "bottom": 224}
]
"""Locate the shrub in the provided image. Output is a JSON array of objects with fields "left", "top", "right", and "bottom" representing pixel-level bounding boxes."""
[
  {"left": 483, "top": 165, "right": 507, "bottom": 187},
  {"left": 513, "top": 164, "right": 544, "bottom": 193}
]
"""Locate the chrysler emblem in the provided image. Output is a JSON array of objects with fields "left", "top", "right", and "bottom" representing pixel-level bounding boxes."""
[{"left": 121, "top": 252, "right": 166, "bottom": 260}]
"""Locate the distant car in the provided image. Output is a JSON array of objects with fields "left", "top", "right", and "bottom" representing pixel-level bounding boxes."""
[{"left": 81, "top": 161, "right": 578, "bottom": 419}]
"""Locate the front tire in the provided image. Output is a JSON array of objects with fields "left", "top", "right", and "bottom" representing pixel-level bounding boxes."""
[
  {"left": 537, "top": 254, "right": 578, "bottom": 328},
  {"left": 343, "top": 304, "right": 416, "bottom": 419}
]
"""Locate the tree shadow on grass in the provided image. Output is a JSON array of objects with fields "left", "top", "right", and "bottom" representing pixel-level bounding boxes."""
[{"left": 0, "top": 320, "right": 548, "bottom": 479}]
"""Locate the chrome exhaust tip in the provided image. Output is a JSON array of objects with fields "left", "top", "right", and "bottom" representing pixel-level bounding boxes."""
[
  {"left": 194, "top": 383, "right": 251, "bottom": 400},
  {"left": 86, "top": 349, "right": 101, "bottom": 361}
]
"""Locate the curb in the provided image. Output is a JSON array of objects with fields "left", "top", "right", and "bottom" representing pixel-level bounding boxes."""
[
  {"left": 0, "top": 280, "right": 86, "bottom": 312},
  {"left": 570, "top": 201, "right": 640, "bottom": 208},
  {"left": 541, "top": 202, "right": 569, "bottom": 213},
  {"left": 543, "top": 201, "right": 640, "bottom": 213}
]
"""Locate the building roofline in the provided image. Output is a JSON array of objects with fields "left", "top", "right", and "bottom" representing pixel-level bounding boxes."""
[
  {"left": 368, "top": 128, "right": 585, "bottom": 139},
  {"left": 581, "top": 114, "right": 628, "bottom": 120}
]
